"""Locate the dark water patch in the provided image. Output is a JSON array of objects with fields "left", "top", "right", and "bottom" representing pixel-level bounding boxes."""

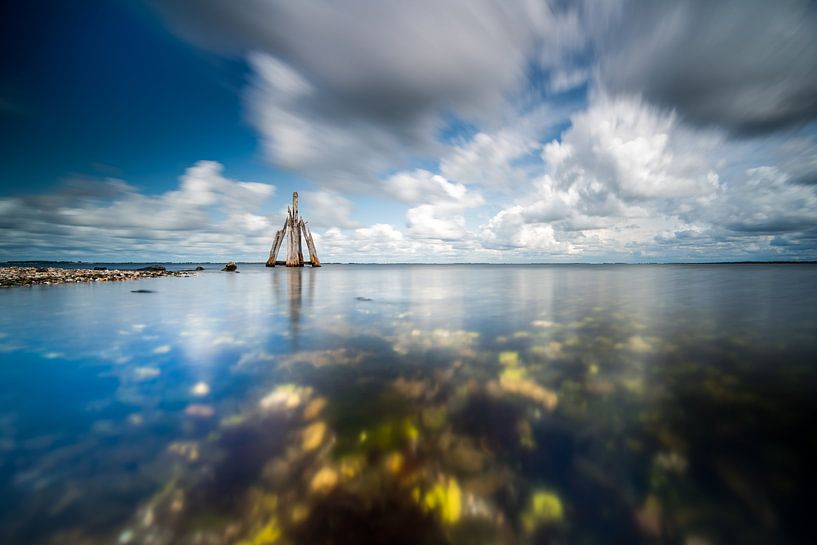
[
  {"left": 292, "top": 487, "right": 448, "bottom": 545},
  {"left": 187, "top": 414, "right": 291, "bottom": 514}
]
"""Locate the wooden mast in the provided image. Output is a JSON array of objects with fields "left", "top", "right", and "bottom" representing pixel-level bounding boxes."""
[{"left": 267, "top": 191, "right": 320, "bottom": 267}]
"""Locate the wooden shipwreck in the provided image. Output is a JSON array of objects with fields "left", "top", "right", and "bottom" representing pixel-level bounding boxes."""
[{"left": 266, "top": 192, "right": 321, "bottom": 267}]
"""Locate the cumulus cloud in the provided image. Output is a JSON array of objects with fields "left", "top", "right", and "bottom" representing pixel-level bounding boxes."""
[
  {"left": 383, "top": 169, "right": 484, "bottom": 240},
  {"left": 479, "top": 93, "right": 817, "bottom": 260},
  {"left": 319, "top": 224, "right": 418, "bottom": 262},
  {"left": 385, "top": 169, "right": 483, "bottom": 208},
  {"left": 404, "top": 205, "right": 468, "bottom": 241},
  {"left": 543, "top": 94, "right": 721, "bottom": 205},
  {"left": 0, "top": 161, "right": 277, "bottom": 260},
  {"left": 598, "top": 0, "right": 817, "bottom": 134},
  {"left": 482, "top": 93, "right": 721, "bottom": 251},
  {"left": 317, "top": 223, "right": 494, "bottom": 263},
  {"left": 480, "top": 208, "right": 572, "bottom": 253}
]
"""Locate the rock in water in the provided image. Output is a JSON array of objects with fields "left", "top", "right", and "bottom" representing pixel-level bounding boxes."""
[
  {"left": 222, "top": 261, "right": 238, "bottom": 272},
  {"left": 138, "top": 265, "right": 166, "bottom": 272},
  {"left": 195, "top": 266, "right": 205, "bottom": 271},
  {"left": 93, "top": 266, "right": 107, "bottom": 270}
]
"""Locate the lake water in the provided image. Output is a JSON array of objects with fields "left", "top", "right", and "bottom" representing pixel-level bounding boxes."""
[{"left": 1, "top": 264, "right": 815, "bottom": 545}]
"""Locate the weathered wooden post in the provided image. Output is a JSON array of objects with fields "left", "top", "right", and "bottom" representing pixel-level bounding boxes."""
[
  {"left": 293, "top": 192, "right": 304, "bottom": 266},
  {"left": 268, "top": 192, "right": 320, "bottom": 267},
  {"left": 285, "top": 207, "right": 296, "bottom": 267},
  {"left": 300, "top": 219, "right": 321, "bottom": 267},
  {"left": 265, "top": 214, "right": 288, "bottom": 267}
]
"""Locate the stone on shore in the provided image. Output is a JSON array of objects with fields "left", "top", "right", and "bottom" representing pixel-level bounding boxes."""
[{"left": 0, "top": 266, "right": 188, "bottom": 288}]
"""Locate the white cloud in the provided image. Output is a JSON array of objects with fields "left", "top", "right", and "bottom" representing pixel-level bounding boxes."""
[
  {"left": 544, "top": 94, "right": 721, "bottom": 205},
  {"left": 547, "top": 67, "right": 590, "bottom": 94},
  {"left": 160, "top": 1, "right": 585, "bottom": 189},
  {"left": 479, "top": 93, "right": 720, "bottom": 253},
  {"left": 7, "top": 2, "right": 816, "bottom": 263},
  {"left": 0, "top": 161, "right": 277, "bottom": 261},
  {"left": 477, "top": 93, "right": 817, "bottom": 260},
  {"left": 480, "top": 208, "right": 571, "bottom": 252},
  {"left": 441, "top": 131, "right": 538, "bottom": 191},
  {"left": 385, "top": 169, "right": 483, "bottom": 208},
  {"left": 405, "top": 204, "right": 468, "bottom": 241},
  {"left": 383, "top": 169, "right": 484, "bottom": 241}
]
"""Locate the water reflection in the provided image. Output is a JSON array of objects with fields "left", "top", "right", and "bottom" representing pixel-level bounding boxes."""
[
  {"left": 272, "top": 268, "right": 315, "bottom": 348},
  {"left": 0, "top": 264, "right": 815, "bottom": 545}
]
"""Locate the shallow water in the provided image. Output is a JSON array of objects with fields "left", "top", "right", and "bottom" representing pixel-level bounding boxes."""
[{"left": 1, "top": 264, "right": 816, "bottom": 545}]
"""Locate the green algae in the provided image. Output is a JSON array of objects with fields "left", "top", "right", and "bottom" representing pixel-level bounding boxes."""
[
  {"left": 416, "top": 479, "right": 462, "bottom": 524},
  {"left": 235, "top": 519, "right": 281, "bottom": 545},
  {"left": 521, "top": 490, "right": 564, "bottom": 532}
]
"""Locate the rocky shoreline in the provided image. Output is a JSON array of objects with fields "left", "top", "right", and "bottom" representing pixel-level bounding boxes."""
[{"left": 0, "top": 266, "right": 191, "bottom": 288}]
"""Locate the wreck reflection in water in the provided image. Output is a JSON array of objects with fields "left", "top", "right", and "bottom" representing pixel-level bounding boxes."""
[{"left": 0, "top": 264, "right": 815, "bottom": 545}]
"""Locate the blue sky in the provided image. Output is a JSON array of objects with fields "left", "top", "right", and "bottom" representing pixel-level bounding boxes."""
[{"left": 1, "top": 0, "right": 816, "bottom": 262}]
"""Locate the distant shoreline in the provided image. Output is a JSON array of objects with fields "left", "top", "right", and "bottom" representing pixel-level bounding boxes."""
[{"left": 2, "top": 260, "right": 816, "bottom": 267}]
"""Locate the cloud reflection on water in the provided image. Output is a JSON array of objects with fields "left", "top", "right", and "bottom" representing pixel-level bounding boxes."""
[{"left": 0, "top": 265, "right": 815, "bottom": 545}]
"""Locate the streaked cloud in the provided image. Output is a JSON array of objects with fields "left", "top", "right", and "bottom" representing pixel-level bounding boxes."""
[{"left": 3, "top": 1, "right": 815, "bottom": 262}]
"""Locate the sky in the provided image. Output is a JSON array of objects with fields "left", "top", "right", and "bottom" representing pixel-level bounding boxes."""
[{"left": 1, "top": 0, "right": 816, "bottom": 263}]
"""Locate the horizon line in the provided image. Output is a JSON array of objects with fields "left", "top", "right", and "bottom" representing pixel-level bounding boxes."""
[{"left": 3, "top": 260, "right": 817, "bottom": 266}]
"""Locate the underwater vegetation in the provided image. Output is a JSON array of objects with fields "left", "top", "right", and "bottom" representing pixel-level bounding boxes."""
[
  {"left": 1, "top": 266, "right": 816, "bottom": 545},
  {"left": 8, "top": 308, "right": 811, "bottom": 545}
]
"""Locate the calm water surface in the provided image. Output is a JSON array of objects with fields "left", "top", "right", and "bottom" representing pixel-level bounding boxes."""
[{"left": 1, "top": 264, "right": 816, "bottom": 545}]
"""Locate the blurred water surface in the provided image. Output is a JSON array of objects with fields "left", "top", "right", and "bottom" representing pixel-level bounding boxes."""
[{"left": 0, "top": 264, "right": 815, "bottom": 545}]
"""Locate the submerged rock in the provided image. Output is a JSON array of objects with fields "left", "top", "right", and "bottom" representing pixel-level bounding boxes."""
[
  {"left": 259, "top": 384, "right": 309, "bottom": 411},
  {"left": 138, "top": 265, "right": 166, "bottom": 271},
  {"left": 303, "top": 397, "right": 328, "bottom": 420},
  {"left": 302, "top": 421, "right": 328, "bottom": 451},
  {"left": 310, "top": 466, "right": 339, "bottom": 493},
  {"left": 497, "top": 368, "right": 558, "bottom": 411}
]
